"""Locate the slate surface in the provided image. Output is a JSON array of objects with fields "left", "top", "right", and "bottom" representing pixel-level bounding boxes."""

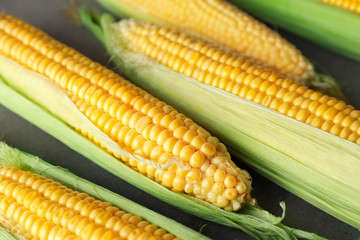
[{"left": 0, "top": 0, "right": 359, "bottom": 239}]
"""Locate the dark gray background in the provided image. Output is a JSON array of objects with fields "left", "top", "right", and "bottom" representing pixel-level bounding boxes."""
[{"left": 0, "top": 0, "right": 359, "bottom": 239}]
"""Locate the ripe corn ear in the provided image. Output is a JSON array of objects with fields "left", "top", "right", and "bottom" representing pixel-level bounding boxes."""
[
  {"left": 0, "top": 12, "right": 252, "bottom": 211},
  {"left": 0, "top": 166, "right": 180, "bottom": 240},
  {"left": 80, "top": 12, "right": 360, "bottom": 230},
  {"left": 114, "top": 19, "right": 360, "bottom": 144},
  {"left": 96, "top": 0, "right": 314, "bottom": 83},
  {"left": 0, "top": 142, "right": 208, "bottom": 240}
]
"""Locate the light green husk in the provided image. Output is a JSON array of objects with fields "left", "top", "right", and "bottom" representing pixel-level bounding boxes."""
[
  {"left": 80, "top": 10, "right": 360, "bottom": 231},
  {"left": 229, "top": 0, "right": 360, "bottom": 62},
  {"left": 0, "top": 142, "right": 207, "bottom": 240},
  {"left": 95, "top": 0, "right": 347, "bottom": 101},
  {"left": 0, "top": 16, "right": 324, "bottom": 240},
  {"left": 0, "top": 227, "right": 21, "bottom": 240}
]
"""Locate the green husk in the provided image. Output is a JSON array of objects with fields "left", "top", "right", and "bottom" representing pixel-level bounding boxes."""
[
  {"left": 0, "top": 142, "right": 207, "bottom": 240},
  {"left": 95, "top": 0, "right": 347, "bottom": 101},
  {"left": 0, "top": 14, "right": 325, "bottom": 240},
  {"left": 96, "top": 0, "right": 163, "bottom": 25},
  {"left": 229, "top": 0, "right": 360, "bottom": 62},
  {"left": 80, "top": 10, "right": 360, "bottom": 231},
  {"left": 0, "top": 227, "right": 21, "bottom": 240}
]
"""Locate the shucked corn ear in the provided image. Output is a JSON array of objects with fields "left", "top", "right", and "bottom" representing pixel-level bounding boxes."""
[
  {"left": 0, "top": 142, "right": 207, "bottom": 240},
  {"left": 79, "top": 11, "right": 360, "bottom": 231},
  {"left": 0, "top": 167, "right": 178, "bottom": 240},
  {"left": 97, "top": 0, "right": 314, "bottom": 83},
  {"left": 319, "top": 0, "right": 360, "bottom": 14},
  {"left": 0, "top": 12, "right": 325, "bottom": 240},
  {"left": 115, "top": 20, "right": 360, "bottom": 144},
  {"left": 0, "top": 12, "right": 252, "bottom": 211},
  {"left": 231, "top": 0, "right": 360, "bottom": 63}
]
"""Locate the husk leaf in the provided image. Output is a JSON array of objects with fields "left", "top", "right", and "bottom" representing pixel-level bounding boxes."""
[{"left": 0, "top": 227, "right": 22, "bottom": 240}]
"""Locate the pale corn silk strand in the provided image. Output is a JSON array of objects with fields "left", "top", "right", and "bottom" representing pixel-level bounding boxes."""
[
  {"left": 0, "top": 214, "right": 28, "bottom": 240},
  {"left": 116, "top": 0, "right": 315, "bottom": 83},
  {"left": 0, "top": 166, "right": 179, "bottom": 240},
  {"left": 0, "top": 12, "right": 252, "bottom": 211},
  {"left": 112, "top": 20, "right": 360, "bottom": 144},
  {"left": 319, "top": 0, "right": 360, "bottom": 13}
]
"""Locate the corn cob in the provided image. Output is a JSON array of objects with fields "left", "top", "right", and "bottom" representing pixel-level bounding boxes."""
[
  {"left": 319, "top": 0, "right": 360, "bottom": 13},
  {"left": 79, "top": 11, "right": 360, "bottom": 230},
  {"left": 0, "top": 166, "right": 180, "bottom": 240},
  {"left": 0, "top": 12, "right": 252, "bottom": 211},
  {"left": 0, "top": 142, "right": 209, "bottom": 240},
  {"left": 98, "top": 0, "right": 314, "bottom": 84},
  {"left": 114, "top": 20, "right": 360, "bottom": 144}
]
